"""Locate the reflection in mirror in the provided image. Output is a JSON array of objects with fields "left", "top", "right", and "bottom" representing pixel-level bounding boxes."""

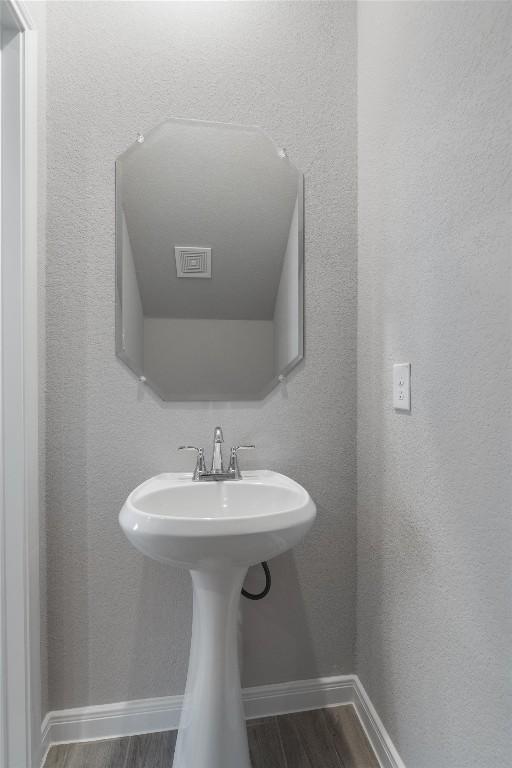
[{"left": 116, "top": 118, "right": 303, "bottom": 400}]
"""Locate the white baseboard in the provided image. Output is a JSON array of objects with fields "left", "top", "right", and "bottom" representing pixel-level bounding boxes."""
[
  {"left": 352, "top": 678, "right": 407, "bottom": 768},
  {"left": 41, "top": 674, "right": 405, "bottom": 768}
]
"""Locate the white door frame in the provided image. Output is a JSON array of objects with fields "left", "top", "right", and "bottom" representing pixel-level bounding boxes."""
[{"left": 0, "top": 1, "right": 40, "bottom": 767}]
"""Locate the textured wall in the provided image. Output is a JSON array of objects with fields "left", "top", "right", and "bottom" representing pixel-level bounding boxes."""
[
  {"left": 357, "top": 3, "right": 512, "bottom": 768},
  {"left": 46, "top": 1, "right": 357, "bottom": 711}
]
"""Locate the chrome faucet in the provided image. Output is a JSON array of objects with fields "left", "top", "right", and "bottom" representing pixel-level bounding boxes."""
[
  {"left": 211, "top": 426, "right": 224, "bottom": 474},
  {"left": 178, "top": 426, "right": 254, "bottom": 481}
]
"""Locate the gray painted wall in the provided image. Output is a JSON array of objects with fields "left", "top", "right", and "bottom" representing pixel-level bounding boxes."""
[
  {"left": 45, "top": 1, "right": 357, "bottom": 711},
  {"left": 357, "top": 3, "right": 512, "bottom": 768}
]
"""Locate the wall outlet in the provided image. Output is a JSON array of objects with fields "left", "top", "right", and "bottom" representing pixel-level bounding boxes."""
[{"left": 393, "top": 363, "right": 411, "bottom": 411}]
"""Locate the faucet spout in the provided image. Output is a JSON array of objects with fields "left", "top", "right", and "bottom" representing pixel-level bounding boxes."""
[
  {"left": 211, "top": 426, "right": 224, "bottom": 473},
  {"left": 177, "top": 427, "right": 254, "bottom": 481}
]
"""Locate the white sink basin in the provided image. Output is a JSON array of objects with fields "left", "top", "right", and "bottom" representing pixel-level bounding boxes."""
[
  {"left": 119, "top": 469, "right": 316, "bottom": 768},
  {"left": 119, "top": 470, "right": 315, "bottom": 569}
]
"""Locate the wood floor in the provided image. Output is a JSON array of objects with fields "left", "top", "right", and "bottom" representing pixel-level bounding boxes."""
[{"left": 44, "top": 706, "right": 380, "bottom": 768}]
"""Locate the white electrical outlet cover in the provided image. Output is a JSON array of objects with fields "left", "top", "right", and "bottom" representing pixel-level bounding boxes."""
[{"left": 393, "top": 363, "right": 411, "bottom": 411}]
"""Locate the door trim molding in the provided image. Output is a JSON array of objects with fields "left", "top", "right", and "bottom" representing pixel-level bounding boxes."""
[
  {"left": 0, "top": 2, "right": 40, "bottom": 766},
  {"left": 41, "top": 675, "right": 406, "bottom": 768}
]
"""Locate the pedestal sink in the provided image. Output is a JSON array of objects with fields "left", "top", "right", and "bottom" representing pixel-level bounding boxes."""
[{"left": 119, "top": 470, "right": 316, "bottom": 768}]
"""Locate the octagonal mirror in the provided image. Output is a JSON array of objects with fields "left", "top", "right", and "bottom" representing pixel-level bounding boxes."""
[{"left": 115, "top": 118, "right": 303, "bottom": 401}]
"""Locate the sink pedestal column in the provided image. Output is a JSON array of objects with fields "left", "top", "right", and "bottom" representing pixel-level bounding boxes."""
[{"left": 172, "top": 565, "right": 251, "bottom": 768}]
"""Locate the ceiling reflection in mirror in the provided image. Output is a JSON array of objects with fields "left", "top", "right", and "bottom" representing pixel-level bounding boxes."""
[{"left": 115, "top": 118, "right": 303, "bottom": 401}]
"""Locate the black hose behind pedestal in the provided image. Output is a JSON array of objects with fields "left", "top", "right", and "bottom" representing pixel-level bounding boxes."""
[{"left": 241, "top": 561, "right": 271, "bottom": 600}]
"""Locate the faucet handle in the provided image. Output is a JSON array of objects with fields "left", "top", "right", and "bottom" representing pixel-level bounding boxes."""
[
  {"left": 178, "top": 446, "right": 207, "bottom": 480},
  {"left": 228, "top": 445, "right": 255, "bottom": 480}
]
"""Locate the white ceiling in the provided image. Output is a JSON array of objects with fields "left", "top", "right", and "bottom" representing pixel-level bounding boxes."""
[{"left": 118, "top": 119, "right": 300, "bottom": 320}]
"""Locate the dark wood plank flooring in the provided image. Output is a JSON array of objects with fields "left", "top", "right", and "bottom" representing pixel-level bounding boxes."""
[{"left": 44, "top": 706, "right": 380, "bottom": 768}]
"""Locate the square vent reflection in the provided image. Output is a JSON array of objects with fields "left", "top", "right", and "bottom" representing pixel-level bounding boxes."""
[{"left": 174, "top": 247, "right": 212, "bottom": 278}]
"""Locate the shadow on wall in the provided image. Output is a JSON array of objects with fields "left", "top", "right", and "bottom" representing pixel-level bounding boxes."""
[
  {"left": 126, "top": 557, "right": 192, "bottom": 701},
  {"left": 46, "top": 390, "right": 92, "bottom": 710},
  {"left": 241, "top": 551, "right": 319, "bottom": 688},
  {"left": 46, "top": 147, "right": 92, "bottom": 710}
]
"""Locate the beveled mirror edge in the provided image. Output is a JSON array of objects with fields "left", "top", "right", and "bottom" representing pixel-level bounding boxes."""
[
  {"left": 116, "top": 116, "right": 278, "bottom": 164},
  {"left": 114, "top": 120, "right": 304, "bottom": 402}
]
